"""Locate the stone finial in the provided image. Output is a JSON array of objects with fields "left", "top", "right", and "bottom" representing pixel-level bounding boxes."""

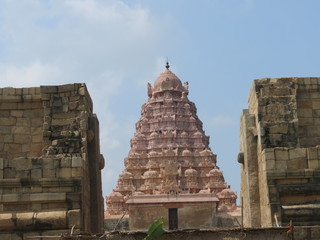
[{"left": 166, "top": 61, "right": 170, "bottom": 70}]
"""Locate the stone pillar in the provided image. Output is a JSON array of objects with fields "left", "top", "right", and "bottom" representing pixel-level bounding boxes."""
[{"left": 240, "top": 110, "right": 261, "bottom": 227}]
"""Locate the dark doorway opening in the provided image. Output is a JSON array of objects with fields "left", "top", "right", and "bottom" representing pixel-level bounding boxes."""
[{"left": 168, "top": 208, "right": 178, "bottom": 230}]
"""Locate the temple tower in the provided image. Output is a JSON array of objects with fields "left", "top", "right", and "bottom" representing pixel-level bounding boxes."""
[{"left": 105, "top": 64, "right": 239, "bottom": 230}]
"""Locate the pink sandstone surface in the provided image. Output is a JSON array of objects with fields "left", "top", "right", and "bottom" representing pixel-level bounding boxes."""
[{"left": 106, "top": 64, "right": 237, "bottom": 217}]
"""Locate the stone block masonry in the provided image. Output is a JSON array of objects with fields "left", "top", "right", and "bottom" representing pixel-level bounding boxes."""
[
  {"left": 0, "top": 84, "right": 105, "bottom": 239},
  {"left": 240, "top": 77, "right": 320, "bottom": 228},
  {"left": 6, "top": 226, "right": 319, "bottom": 240}
]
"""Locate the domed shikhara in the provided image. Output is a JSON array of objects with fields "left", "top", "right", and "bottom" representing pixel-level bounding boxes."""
[
  {"left": 105, "top": 192, "right": 126, "bottom": 215},
  {"left": 119, "top": 170, "right": 133, "bottom": 179},
  {"left": 207, "top": 167, "right": 223, "bottom": 177},
  {"left": 143, "top": 169, "right": 159, "bottom": 179},
  {"left": 152, "top": 69, "right": 185, "bottom": 93},
  {"left": 106, "top": 64, "right": 237, "bottom": 215},
  {"left": 106, "top": 191, "right": 124, "bottom": 203},
  {"left": 184, "top": 167, "right": 198, "bottom": 177},
  {"left": 217, "top": 188, "right": 237, "bottom": 199},
  {"left": 217, "top": 188, "right": 238, "bottom": 212}
]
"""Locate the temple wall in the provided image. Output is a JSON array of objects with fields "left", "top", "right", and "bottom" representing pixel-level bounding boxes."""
[
  {"left": 109, "top": 202, "right": 239, "bottom": 231},
  {"left": 128, "top": 202, "right": 218, "bottom": 231},
  {"left": 105, "top": 216, "right": 129, "bottom": 231},
  {"left": 6, "top": 226, "right": 318, "bottom": 240},
  {"left": 297, "top": 81, "right": 320, "bottom": 147},
  {"left": 128, "top": 204, "right": 168, "bottom": 230},
  {"left": 178, "top": 203, "right": 217, "bottom": 229},
  {"left": 0, "top": 87, "right": 44, "bottom": 162},
  {"left": 240, "top": 77, "right": 320, "bottom": 227},
  {"left": 0, "top": 84, "right": 104, "bottom": 238},
  {"left": 127, "top": 195, "right": 234, "bottom": 231}
]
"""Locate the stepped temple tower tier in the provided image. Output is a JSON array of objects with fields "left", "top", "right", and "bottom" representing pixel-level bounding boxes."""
[{"left": 105, "top": 64, "right": 239, "bottom": 230}]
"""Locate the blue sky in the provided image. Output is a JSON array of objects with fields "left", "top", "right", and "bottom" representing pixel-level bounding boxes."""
[{"left": 1, "top": 0, "right": 320, "bottom": 201}]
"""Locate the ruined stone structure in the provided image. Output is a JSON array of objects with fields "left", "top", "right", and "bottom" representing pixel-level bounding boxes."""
[
  {"left": 49, "top": 226, "right": 320, "bottom": 240},
  {"left": 106, "top": 64, "right": 239, "bottom": 230},
  {"left": 240, "top": 77, "right": 320, "bottom": 228},
  {"left": 0, "top": 84, "right": 104, "bottom": 239}
]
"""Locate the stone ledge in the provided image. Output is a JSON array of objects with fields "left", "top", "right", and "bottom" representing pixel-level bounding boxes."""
[
  {"left": 0, "top": 210, "right": 81, "bottom": 230},
  {"left": 266, "top": 169, "right": 320, "bottom": 179},
  {"left": 0, "top": 192, "right": 66, "bottom": 203},
  {"left": 0, "top": 94, "right": 41, "bottom": 103},
  {"left": 0, "top": 178, "right": 82, "bottom": 188}
]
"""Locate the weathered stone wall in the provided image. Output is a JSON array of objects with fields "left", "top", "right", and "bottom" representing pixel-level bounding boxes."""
[
  {"left": 0, "top": 87, "right": 44, "bottom": 164},
  {"left": 0, "top": 84, "right": 104, "bottom": 239},
  {"left": 106, "top": 226, "right": 320, "bottom": 240},
  {"left": 105, "top": 217, "right": 129, "bottom": 231},
  {"left": 129, "top": 204, "right": 169, "bottom": 230},
  {"left": 15, "top": 226, "right": 318, "bottom": 240},
  {"left": 239, "top": 109, "right": 261, "bottom": 227},
  {"left": 240, "top": 77, "right": 320, "bottom": 227},
  {"left": 297, "top": 80, "right": 320, "bottom": 147},
  {"left": 126, "top": 193, "right": 239, "bottom": 231}
]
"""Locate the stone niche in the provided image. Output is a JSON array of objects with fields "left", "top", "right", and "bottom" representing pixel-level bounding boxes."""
[
  {"left": 0, "top": 84, "right": 105, "bottom": 239},
  {"left": 240, "top": 77, "right": 320, "bottom": 228}
]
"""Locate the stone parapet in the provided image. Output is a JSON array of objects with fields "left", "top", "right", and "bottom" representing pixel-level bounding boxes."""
[{"left": 5, "top": 226, "right": 317, "bottom": 240}]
